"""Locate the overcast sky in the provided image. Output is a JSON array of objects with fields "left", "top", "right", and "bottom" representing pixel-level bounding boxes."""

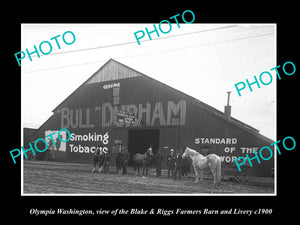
[{"left": 21, "top": 23, "right": 276, "bottom": 140}]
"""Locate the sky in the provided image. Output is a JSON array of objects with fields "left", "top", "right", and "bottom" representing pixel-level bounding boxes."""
[{"left": 21, "top": 23, "right": 276, "bottom": 140}]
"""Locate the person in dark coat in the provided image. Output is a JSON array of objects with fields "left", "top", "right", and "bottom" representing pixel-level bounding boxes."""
[
  {"left": 115, "top": 146, "right": 123, "bottom": 175},
  {"left": 92, "top": 147, "right": 102, "bottom": 173},
  {"left": 174, "top": 151, "right": 183, "bottom": 180},
  {"left": 122, "top": 147, "right": 130, "bottom": 175},
  {"left": 167, "top": 149, "right": 176, "bottom": 178},
  {"left": 103, "top": 148, "right": 110, "bottom": 174},
  {"left": 155, "top": 149, "right": 163, "bottom": 177},
  {"left": 182, "top": 156, "right": 190, "bottom": 177}
]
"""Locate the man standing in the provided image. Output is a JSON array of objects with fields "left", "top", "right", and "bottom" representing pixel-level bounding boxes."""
[
  {"left": 115, "top": 145, "right": 123, "bottom": 175},
  {"left": 122, "top": 147, "right": 130, "bottom": 175},
  {"left": 167, "top": 149, "right": 176, "bottom": 178},
  {"left": 92, "top": 147, "right": 102, "bottom": 173},
  {"left": 182, "top": 156, "right": 190, "bottom": 177},
  {"left": 174, "top": 151, "right": 183, "bottom": 180},
  {"left": 155, "top": 149, "right": 163, "bottom": 177},
  {"left": 103, "top": 148, "right": 110, "bottom": 174}
]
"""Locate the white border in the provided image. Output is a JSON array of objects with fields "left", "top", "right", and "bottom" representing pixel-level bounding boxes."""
[{"left": 21, "top": 23, "right": 277, "bottom": 196}]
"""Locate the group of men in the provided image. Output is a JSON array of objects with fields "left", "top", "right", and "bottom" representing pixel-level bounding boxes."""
[
  {"left": 92, "top": 147, "right": 110, "bottom": 173},
  {"left": 92, "top": 145, "right": 190, "bottom": 179},
  {"left": 155, "top": 148, "right": 190, "bottom": 180},
  {"left": 92, "top": 145, "right": 130, "bottom": 174}
]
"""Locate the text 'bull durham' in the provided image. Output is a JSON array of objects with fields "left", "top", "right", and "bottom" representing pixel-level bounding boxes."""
[{"left": 58, "top": 100, "right": 186, "bottom": 128}]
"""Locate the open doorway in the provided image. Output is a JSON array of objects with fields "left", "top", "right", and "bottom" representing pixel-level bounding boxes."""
[{"left": 128, "top": 129, "right": 159, "bottom": 166}]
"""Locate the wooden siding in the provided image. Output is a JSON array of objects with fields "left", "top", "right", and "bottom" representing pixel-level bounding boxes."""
[
  {"left": 33, "top": 59, "right": 274, "bottom": 177},
  {"left": 85, "top": 59, "right": 142, "bottom": 84}
]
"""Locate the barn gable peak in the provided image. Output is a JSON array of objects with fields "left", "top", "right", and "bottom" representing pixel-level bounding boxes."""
[{"left": 85, "top": 59, "right": 142, "bottom": 85}]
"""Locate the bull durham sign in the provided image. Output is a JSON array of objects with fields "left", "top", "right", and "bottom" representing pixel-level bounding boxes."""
[{"left": 59, "top": 100, "right": 186, "bottom": 128}]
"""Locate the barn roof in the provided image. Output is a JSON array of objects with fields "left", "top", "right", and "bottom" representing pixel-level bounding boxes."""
[
  {"left": 49, "top": 58, "right": 273, "bottom": 143},
  {"left": 52, "top": 59, "right": 143, "bottom": 112}
]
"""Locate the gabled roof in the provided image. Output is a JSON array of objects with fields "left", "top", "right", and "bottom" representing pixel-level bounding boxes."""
[
  {"left": 85, "top": 59, "right": 142, "bottom": 84},
  {"left": 53, "top": 59, "right": 143, "bottom": 112},
  {"left": 49, "top": 58, "right": 273, "bottom": 143}
]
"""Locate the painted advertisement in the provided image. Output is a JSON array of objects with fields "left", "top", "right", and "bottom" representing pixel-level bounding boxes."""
[
  {"left": 116, "top": 110, "right": 141, "bottom": 127},
  {"left": 194, "top": 137, "right": 260, "bottom": 163},
  {"left": 59, "top": 99, "right": 186, "bottom": 129},
  {"left": 45, "top": 130, "right": 68, "bottom": 151},
  {"left": 68, "top": 132, "right": 110, "bottom": 154}
]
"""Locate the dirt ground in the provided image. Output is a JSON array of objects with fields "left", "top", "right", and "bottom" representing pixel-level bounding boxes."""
[{"left": 23, "top": 160, "right": 274, "bottom": 194}]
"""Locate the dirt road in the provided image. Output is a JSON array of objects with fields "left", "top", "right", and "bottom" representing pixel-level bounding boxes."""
[{"left": 23, "top": 160, "right": 274, "bottom": 194}]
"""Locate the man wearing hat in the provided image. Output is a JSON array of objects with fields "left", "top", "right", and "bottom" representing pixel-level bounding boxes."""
[
  {"left": 174, "top": 151, "right": 183, "bottom": 180},
  {"left": 167, "top": 149, "right": 176, "bottom": 178},
  {"left": 122, "top": 147, "right": 130, "bottom": 175},
  {"left": 155, "top": 148, "right": 163, "bottom": 177},
  {"left": 115, "top": 145, "right": 123, "bottom": 175},
  {"left": 92, "top": 147, "right": 103, "bottom": 173}
]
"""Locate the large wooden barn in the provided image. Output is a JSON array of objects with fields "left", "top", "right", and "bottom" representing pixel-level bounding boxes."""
[{"left": 33, "top": 59, "right": 274, "bottom": 177}]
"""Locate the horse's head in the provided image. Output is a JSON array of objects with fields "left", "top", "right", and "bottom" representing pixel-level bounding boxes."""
[
  {"left": 143, "top": 147, "right": 154, "bottom": 165},
  {"left": 148, "top": 147, "right": 154, "bottom": 162},
  {"left": 182, "top": 147, "right": 189, "bottom": 158},
  {"left": 146, "top": 147, "right": 154, "bottom": 157}
]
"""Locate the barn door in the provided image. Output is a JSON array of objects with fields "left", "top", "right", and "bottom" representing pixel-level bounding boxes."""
[{"left": 127, "top": 129, "right": 159, "bottom": 166}]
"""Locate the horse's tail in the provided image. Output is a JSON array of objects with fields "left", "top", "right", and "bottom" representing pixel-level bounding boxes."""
[{"left": 216, "top": 157, "right": 222, "bottom": 185}]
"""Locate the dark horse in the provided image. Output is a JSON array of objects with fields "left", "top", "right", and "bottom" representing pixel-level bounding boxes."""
[
  {"left": 133, "top": 147, "right": 154, "bottom": 176},
  {"left": 92, "top": 148, "right": 110, "bottom": 173}
]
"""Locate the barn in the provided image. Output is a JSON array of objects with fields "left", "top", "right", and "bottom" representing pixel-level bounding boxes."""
[{"left": 33, "top": 59, "right": 274, "bottom": 177}]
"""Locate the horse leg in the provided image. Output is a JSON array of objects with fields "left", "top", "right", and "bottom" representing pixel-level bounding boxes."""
[
  {"left": 199, "top": 169, "right": 204, "bottom": 181},
  {"left": 192, "top": 164, "right": 199, "bottom": 183},
  {"left": 213, "top": 172, "right": 217, "bottom": 185},
  {"left": 209, "top": 163, "right": 217, "bottom": 185},
  {"left": 212, "top": 170, "right": 216, "bottom": 185},
  {"left": 142, "top": 164, "right": 148, "bottom": 177},
  {"left": 133, "top": 162, "right": 138, "bottom": 175},
  {"left": 92, "top": 156, "right": 97, "bottom": 173},
  {"left": 133, "top": 163, "right": 136, "bottom": 175},
  {"left": 210, "top": 168, "right": 217, "bottom": 193},
  {"left": 98, "top": 157, "right": 104, "bottom": 173},
  {"left": 142, "top": 160, "right": 148, "bottom": 177}
]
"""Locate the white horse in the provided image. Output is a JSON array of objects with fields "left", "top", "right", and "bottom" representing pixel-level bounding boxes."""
[{"left": 182, "top": 147, "right": 222, "bottom": 185}]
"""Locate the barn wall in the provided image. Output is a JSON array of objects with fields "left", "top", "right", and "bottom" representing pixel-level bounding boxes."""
[
  {"left": 33, "top": 60, "right": 274, "bottom": 177},
  {"left": 181, "top": 101, "right": 274, "bottom": 177},
  {"left": 34, "top": 75, "right": 188, "bottom": 164}
]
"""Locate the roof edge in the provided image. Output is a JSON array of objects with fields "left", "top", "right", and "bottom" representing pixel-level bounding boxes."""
[
  {"left": 48, "top": 58, "right": 273, "bottom": 143},
  {"left": 52, "top": 58, "right": 115, "bottom": 112}
]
